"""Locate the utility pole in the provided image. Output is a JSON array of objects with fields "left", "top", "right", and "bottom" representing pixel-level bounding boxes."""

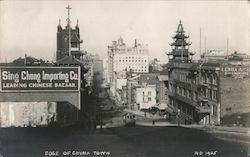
[
  {"left": 199, "top": 28, "right": 202, "bottom": 59},
  {"left": 66, "top": 5, "right": 72, "bottom": 56},
  {"left": 226, "top": 38, "right": 229, "bottom": 59},
  {"left": 204, "top": 36, "right": 207, "bottom": 55},
  {"left": 181, "top": 40, "right": 184, "bottom": 62}
]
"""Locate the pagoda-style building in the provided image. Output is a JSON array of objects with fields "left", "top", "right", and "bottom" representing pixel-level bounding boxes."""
[
  {"left": 167, "top": 21, "right": 194, "bottom": 63},
  {"left": 167, "top": 21, "right": 220, "bottom": 126}
]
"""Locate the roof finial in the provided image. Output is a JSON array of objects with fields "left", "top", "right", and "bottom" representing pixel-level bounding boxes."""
[
  {"left": 58, "top": 18, "right": 61, "bottom": 26},
  {"left": 77, "top": 19, "right": 79, "bottom": 26},
  {"left": 177, "top": 20, "right": 184, "bottom": 34}
]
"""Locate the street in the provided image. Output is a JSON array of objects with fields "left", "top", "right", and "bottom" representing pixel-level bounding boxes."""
[{"left": 0, "top": 126, "right": 249, "bottom": 157}]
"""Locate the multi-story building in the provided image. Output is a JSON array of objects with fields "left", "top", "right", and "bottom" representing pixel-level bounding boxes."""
[
  {"left": 201, "top": 50, "right": 227, "bottom": 62},
  {"left": 157, "top": 71, "right": 169, "bottom": 104},
  {"left": 123, "top": 72, "right": 168, "bottom": 110},
  {"left": 136, "top": 85, "right": 157, "bottom": 110},
  {"left": 107, "top": 37, "right": 149, "bottom": 85},
  {"left": 227, "top": 51, "right": 250, "bottom": 66},
  {"left": 167, "top": 21, "right": 220, "bottom": 125}
]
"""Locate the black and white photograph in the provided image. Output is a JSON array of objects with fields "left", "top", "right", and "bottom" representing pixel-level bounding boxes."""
[{"left": 0, "top": 0, "right": 249, "bottom": 157}]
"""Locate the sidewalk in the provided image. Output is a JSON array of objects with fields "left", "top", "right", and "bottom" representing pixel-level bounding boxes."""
[
  {"left": 124, "top": 109, "right": 163, "bottom": 119},
  {"left": 183, "top": 124, "right": 250, "bottom": 134}
]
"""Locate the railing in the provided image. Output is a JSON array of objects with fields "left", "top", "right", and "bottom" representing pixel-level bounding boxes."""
[
  {"left": 198, "top": 81, "right": 209, "bottom": 87},
  {"left": 198, "top": 96, "right": 209, "bottom": 102}
]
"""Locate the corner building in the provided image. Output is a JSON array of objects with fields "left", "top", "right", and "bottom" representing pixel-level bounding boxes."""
[{"left": 167, "top": 21, "right": 220, "bottom": 125}]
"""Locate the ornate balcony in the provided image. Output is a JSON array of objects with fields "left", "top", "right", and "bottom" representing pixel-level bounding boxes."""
[
  {"left": 198, "top": 96, "right": 209, "bottom": 102},
  {"left": 198, "top": 82, "right": 209, "bottom": 87}
]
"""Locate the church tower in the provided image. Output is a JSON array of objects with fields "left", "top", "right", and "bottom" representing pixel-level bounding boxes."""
[
  {"left": 56, "top": 5, "right": 83, "bottom": 61},
  {"left": 167, "top": 21, "right": 194, "bottom": 63}
]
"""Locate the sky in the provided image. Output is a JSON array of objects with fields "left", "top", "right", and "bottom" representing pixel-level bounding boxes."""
[{"left": 0, "top": 0, "right": 249, "bottom": 63}]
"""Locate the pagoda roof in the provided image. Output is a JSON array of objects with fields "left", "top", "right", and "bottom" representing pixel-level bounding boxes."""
[
  {"left": 172, "top": 34, "right": 189, "bottom": 39},
  {"left": 170, "top": 40, "right": 191, "bottom": 46},
  {"left": 168, "top": 50, "right": 194, "bottom": 56},
  {"left": 168, "top": 51, "right": 189, "bottom": 56}
]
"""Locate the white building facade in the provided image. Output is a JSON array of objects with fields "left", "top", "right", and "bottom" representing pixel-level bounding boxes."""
[
  {"left": 136, "top": 85, "right": 157, "bottom": 110},
  {"left": 113, "top": 54, "right": 149, "bottom": 73},
  {"left": 107, "top": 37, "right": 149, "bottom": 85}
]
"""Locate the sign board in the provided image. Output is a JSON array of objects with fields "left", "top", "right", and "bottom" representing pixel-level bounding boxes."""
[
  {"left": 222, "top": 65, "right": 249, "bottom": 77},
  {"left": 0, "top": 67, "right": 80, "bottom": 91}
]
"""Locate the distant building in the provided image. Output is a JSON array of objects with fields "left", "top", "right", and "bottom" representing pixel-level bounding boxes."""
[
  {"left": 103, "top": 58, "right": 109, "bottom": 85},
  {"left": 157, "top": 71, "right": 169, "bottom": 104},
  {"left": 228, "top": 51, "right": 250, "bottom": 66},
  {"left": 93, "top": 54, "right": 104, "bottom": 79},
  {"left": 149, "top": 58, "right": 163, "bottom": 72},
  {"left": 136, "top": 85, "right": 157, "bottom": 110},
  {"left": 123, "top": 72, "right": 168, "bottom": 111},
  {"left": 201, "top": 50, "right": 227, "bottom": 62},
  {"left": 107, "top": 37, "right": 149, "bottom": 85}
]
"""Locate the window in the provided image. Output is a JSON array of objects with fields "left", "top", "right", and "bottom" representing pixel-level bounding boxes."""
[
  {"left": 184, "top": 88, "right": 187, "bottom": 97},
  {"left": 213, "top": 74, "right": 217, "bottom": 85},
  {"left": 193, "top": 92, "right": 197, "bottom": 101},
  {"left": 205, "top": 88, "right": 209, "bottom": 98},
  {"left": 148, "top": 97, "right": 152, "bottom": 101},
  {"left": 177, "top": 86, "right": 180, "bottom": 94},
  {"left": 202, "top": 74, "right": 205, "bottom": 83},
  {"left": 148, "top": 91, "right": 152, "bottom": 96},
  {"left": 187, "top": 90, "right": 190, "bottom": 98},
  {"left": 212, "top": 90, "right": 217, "bottom": 100},
  {"left": 213, "top": 106, "right": 217, "bottom": 116},
  {"left": 71, "top": 43, "right": 77, "bottom": 48}
]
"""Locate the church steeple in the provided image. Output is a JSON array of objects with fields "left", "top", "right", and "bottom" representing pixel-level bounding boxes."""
[
  {"left": 56, "top": 5, "right": 84, "bottom": 61},
  {"left": 167, "top": 21, "right": 194, "bottom": 63}
]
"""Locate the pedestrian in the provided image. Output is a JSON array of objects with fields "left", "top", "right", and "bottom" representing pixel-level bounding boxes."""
[{"left": 152, "top": 120, "right": 155, "bottom": 125}]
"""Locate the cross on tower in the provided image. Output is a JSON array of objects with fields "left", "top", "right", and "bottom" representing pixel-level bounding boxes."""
[
  {"left": 66, "top": 5, "right": 72, "bottom": 56},
  {"left": 66, "top": 5, "right": 72, "bottom": 16},
  {"left": 66, "top": 5, "right": 72, "bottom": 26}
]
